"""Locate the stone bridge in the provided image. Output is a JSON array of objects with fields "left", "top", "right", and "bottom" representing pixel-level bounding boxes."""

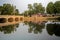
[
  {"left": 0, "top": 15, "right": 60, "bottom": 26},
  {"left": 0, "top": 15, "right": 24, "bottom": 26}
]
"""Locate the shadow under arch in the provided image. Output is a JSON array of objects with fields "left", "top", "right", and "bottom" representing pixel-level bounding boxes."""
[
  {"left": 15, "top": 17, "right": 19, "bottom": 22},
  {"left": 8, "top": 17, "right": 14, "bottom": 22},
  {"left": 0, "top": 18, "right": 7, "bottom": 23},
  {"left": 20, "top": 17, "right": 23, "bottom": 21}
]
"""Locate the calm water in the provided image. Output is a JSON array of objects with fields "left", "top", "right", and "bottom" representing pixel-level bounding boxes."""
[{"left": 0, "top": 20, "right": 60, "bottom": 40}]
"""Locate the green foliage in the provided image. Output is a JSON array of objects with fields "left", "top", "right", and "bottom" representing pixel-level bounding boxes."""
[
  {"left": 46, "top": 1, "right": 60, "bottom": 14},
  {"left": 15, "top": 9, "right": 19, "bottom": 15},
  {"left": 0, "top": 3, "right": 19, "bottom": 15},
  {"left": 33, "top": 3, "right": 45, "bottom": 13},
  {"left": 46, "top": 2, "right": 54, "bottom": 14},
  {"left": 23, "top": 3, "right": 45, "bottom": 16},
  {"left": 0, "top": 6, "right": 3, "bottom": 11},
  {"left": 23, "top": 10, "right": 28, "bottom": 16},
  {"left": 28, "top": 4, "right": 33, "bottom": 10},
  {"left": 1, "top": 4, "right": 14, "bottom": 15},
  {"left": 54, "top": 1, "right": 60, "bottom": 13}
]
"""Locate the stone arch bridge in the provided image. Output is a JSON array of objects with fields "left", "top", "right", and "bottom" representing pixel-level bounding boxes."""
[
  {"left": 0, "top": 15, "right": 24, "bottom": 26},
  {"left": 0, "top": 15, "right": 60, "bottom": 26}
]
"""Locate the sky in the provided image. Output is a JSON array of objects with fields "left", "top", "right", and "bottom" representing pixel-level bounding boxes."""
[{"left": 0, "top": 0, "right": 60, "bottom": 13}]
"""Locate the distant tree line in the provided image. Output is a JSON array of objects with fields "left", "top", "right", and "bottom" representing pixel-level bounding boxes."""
[
  {"left": 0, "top": 1, "right": 60, "bottom": 16},
  {"left": 23, "top": 3, "right": 45, "bottom": 16},
  {"left": 0, "top": 3, "right": 19, "bottom": 15},
  {"left": 46, "top": 1, "right": 60, "bottom": 14},
  {"left": 22, "top": 1, "right": 60, "bottom": 16}
]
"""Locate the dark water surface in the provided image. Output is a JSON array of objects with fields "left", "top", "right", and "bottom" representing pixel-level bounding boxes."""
[{"left": 0, "top": 21, "right": 60, "bottom": 40}]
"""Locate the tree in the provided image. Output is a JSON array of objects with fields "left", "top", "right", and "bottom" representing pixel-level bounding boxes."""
[
  {"left": 46, "top": 2, "right": 54, "bottom": 14},
  {"left": 54, "top": 1, "right": 60, "bottom": 14},
  {"left": 33, "top": 3, "right": 45, "bottom": 13},
  {"left": 28, "top": 4, "right": 33, "bottom": 16},
  {"left": 28, "top": 4, "right": 33, "bottom": 10},
  {"left": 1, "top": 4, "right": 14, "bottom": 15},
  {"left": 27, "top": 3, "right": 45, "bottom": 16},
  {"left": 15, "top": 9, "right": 19, "bottom": 15},
  {"left": 37, "top": 3, "right": 45, "bottom": 13},
  {"left": 23, "top": 10, "right": 28, "bottom": 16},
  {"left": 0, "top": 3, "right": 19, "bottom": 15},
  {"left": 0, "top": 6, "right": 3, "bottom": 14}
]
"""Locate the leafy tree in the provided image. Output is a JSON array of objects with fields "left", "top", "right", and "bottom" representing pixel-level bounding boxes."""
[
  {"left": 24, "top": 3, "right": 45, "bottom": 16},
  {"left": 46, "top": 1, "right": 60, "bottom": 14},
  {"left": 46, "top": 2, "right": 54, "bottom": 14},
  {"left": 54, "top": 1, "right": 60, "bottom": 14},
  {"left": 15, "top": 9, "right": 19, "bottom": 15},
  {"left": 28, "top": 4, "right": 34, "bottom": 16},
  {"left": 23, "top": 10, "right": 28, "bottom": 16},
  {"left": 28, "top": 4, "right": 33, "bottom": 10},
  {"left": 23, "top": 3, "right": 45, "bottom": 16},
  {"left": 33, "top": 3, "right": 45, "bottom": 13},
  {"left": 0, "top": 6, "right": 3, "bottom": 14},
  {"left": 0, "top": 3, "right": 19, "bottom": 15},
  {"left": 1, "top": 4, "right": 14, "bottom": 15}
]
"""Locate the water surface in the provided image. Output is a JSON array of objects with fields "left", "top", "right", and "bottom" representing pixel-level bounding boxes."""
[{"left": 0, "top": 20, "right": 60, "bottom": 40}]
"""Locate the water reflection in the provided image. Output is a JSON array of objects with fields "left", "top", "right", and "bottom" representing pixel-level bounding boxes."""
[
  {"left": 0, "top": 19, "right": 60, "bottom": 40},
  {"left": 46, "top": 23, "right": 60, "bottom": 37},
  {"left": 0, "top": 24, "right": 19, "bottom": 34},
  {"left": 24, "top": 21, "right": 45, "bottom": 34},
  {"left": 0, "top": 19, "right": 60, "bottom": 36}
]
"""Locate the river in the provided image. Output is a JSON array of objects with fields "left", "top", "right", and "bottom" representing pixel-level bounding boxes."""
[{"left": 0, "top": 20, "right": 60, "bottom": 40}]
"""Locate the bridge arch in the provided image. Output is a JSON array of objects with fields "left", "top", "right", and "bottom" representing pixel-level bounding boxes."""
[
  {"left": 15, "top": 17, "right": 19, "bottom": 22},
  {"left": 20, "top": 17, "right": 23, "bottom": 21},
  {"left": 0, "top": 18, "right": 7, "bottom": 23},
  {"left": 8, "top": 17, "right": 14, "bottom": 22}
]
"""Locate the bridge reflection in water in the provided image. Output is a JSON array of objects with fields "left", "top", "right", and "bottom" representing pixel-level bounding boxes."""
[{"left": 0, "top": 15, "right": 59, "bottom": 26}]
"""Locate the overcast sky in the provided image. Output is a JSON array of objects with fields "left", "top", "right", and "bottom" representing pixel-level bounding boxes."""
[{"left": 0, "top": 0, "right": 60, "bottom": 13}]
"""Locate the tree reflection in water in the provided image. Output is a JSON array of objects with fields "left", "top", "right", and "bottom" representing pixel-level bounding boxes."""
[
  {"left": 0, "top": 24, "right": 19, "bottom": 34},
  {"left": 46, "top": 23, "right": 60, "bottom": 37},
  {"left": 24, "top": 21, "right": 45, "bottom": 34}
]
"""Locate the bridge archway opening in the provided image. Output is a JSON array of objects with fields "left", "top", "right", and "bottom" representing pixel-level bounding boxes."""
[
  {"left": 8, "top": 17, "right": 13, "bottom": 22},
  {"left": 20, "top": 17, "right": 23, "bottom": 21},
  {"left": 0, "top": 18, "right": 7, "bottom": 23},
  {"left": 15, "top": 17, "right": 19, "bottom": 22}
]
